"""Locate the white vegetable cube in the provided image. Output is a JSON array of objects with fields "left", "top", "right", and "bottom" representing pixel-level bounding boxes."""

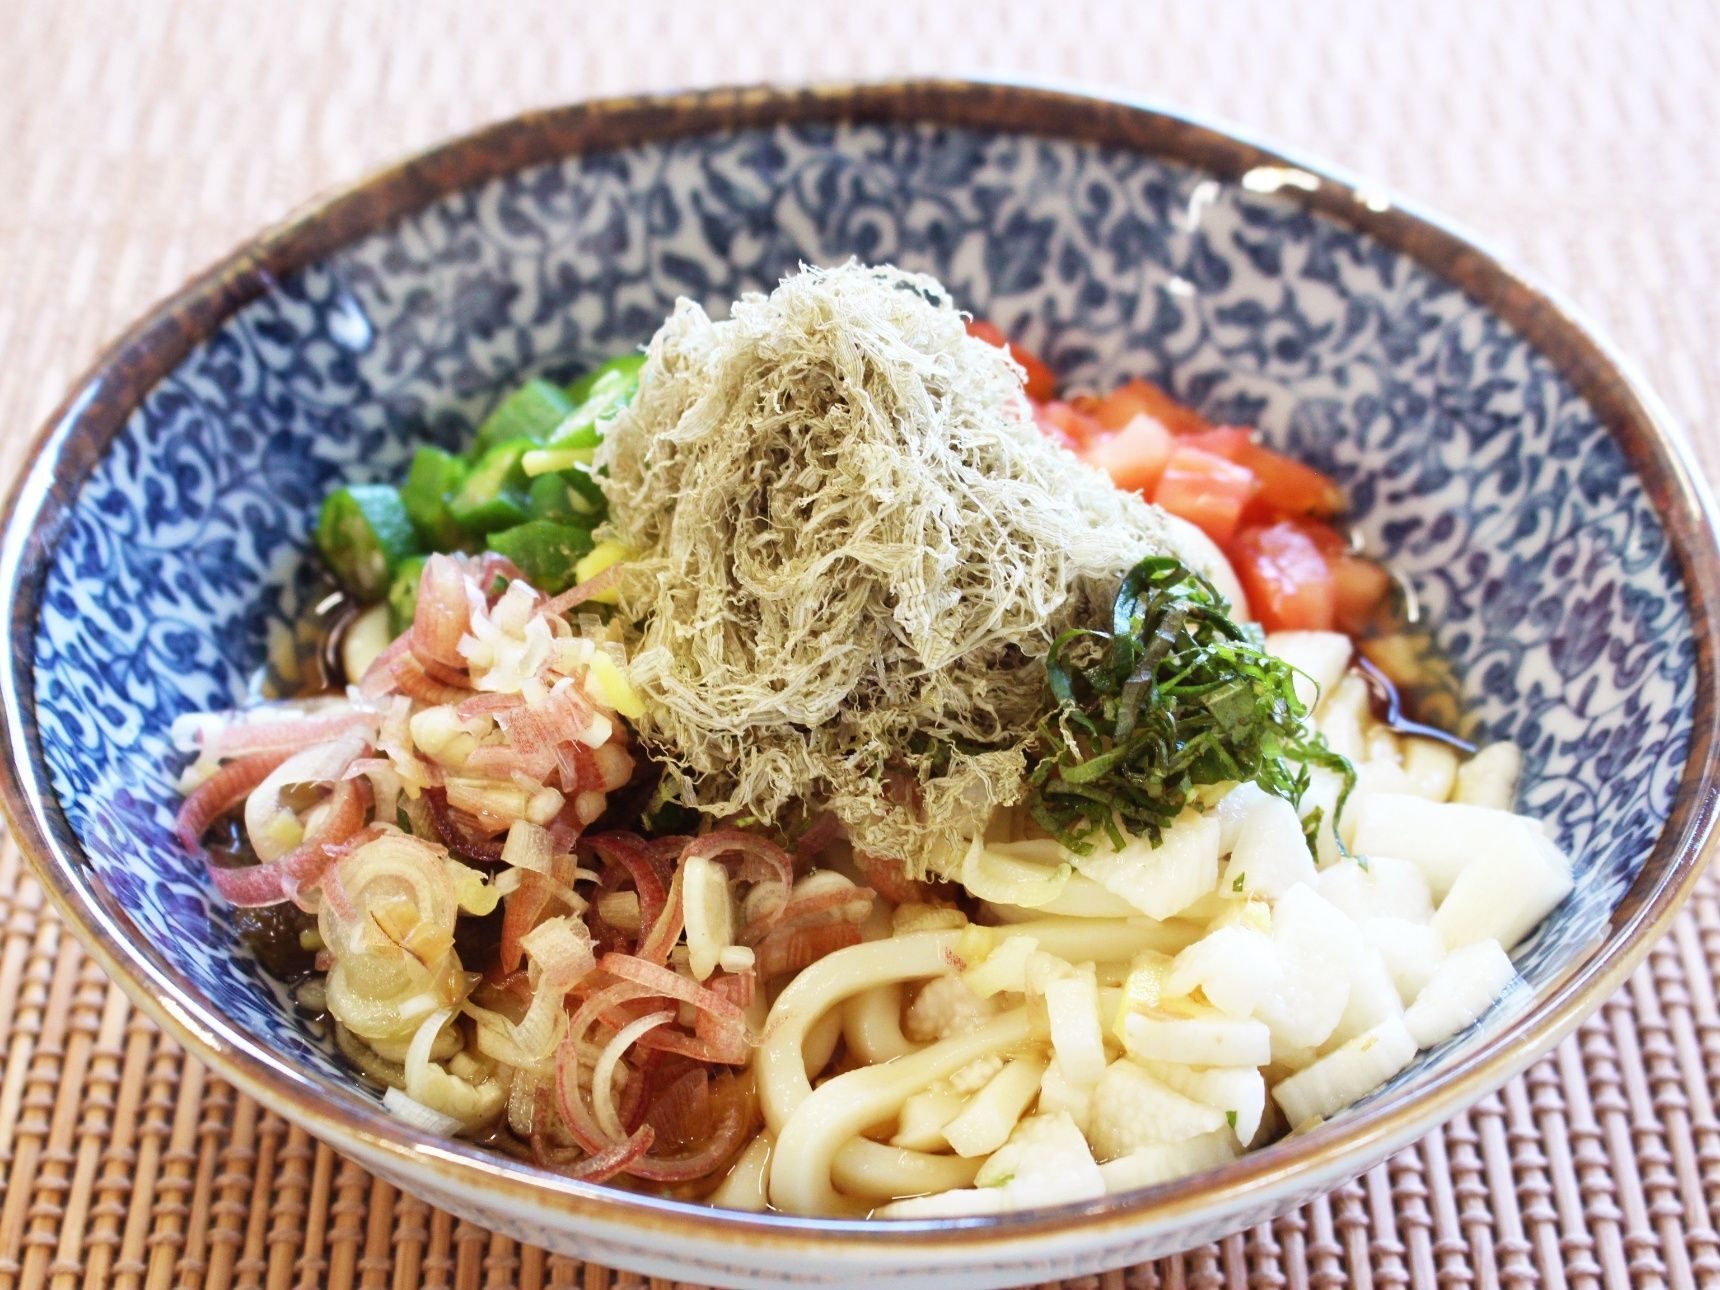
[
  {"left": 1213, "top": 780, "right": 1271, "bottom": 853},
  {"left": 1298, "top": 765, "right": 1350, "bottom": 866},
  {"left": 1350, "top": 793, "right": 1547, "bottom": 900},
  {"left": 1098, "top": 1129, "right": 1238, "bottom": 1193},
  {"left": 1312, "top": 674, "right": 1371, "bottom": 763},
  {"left": 962, "top": 933, "right": 1039, "bottom": 999},
  {"left": 1365, "top": 917, "right": 1447, "bottom": 1005},
  {"left": 1139, "top": 1061, "right": 1267, "bottom": 1146},
  {"left": 876, "top": 1189, "right": 1009, "bottom": 1219},
  {"left": 1433, "top": 832, "right": 1572, "bottom": 950},
  {"left": 1401, "top": 737, "right": 1460, "bottom": 802},
  {"left": 1265, "top": 630, "right": 1353, "bottom": 712},
  {"left": 1405, "top": 939, "right": 1521, "bottom": 1048},
  {"left": 1221, "top": 794, "right": 1316, "bottom": 900},
  {"left": 1453, "top": 741, "right": 1523, "bottom": 810},
  {"left": 1255, "top": 884, "right": 1361, "bottom": 1053},
  {"left": 942, "top": 1055, "right": 1048, "bottom": 1158},
  {"left": 1043, "top": 970, "right": 1108, "bottom": 1088},
  {"left": 891, "top": 1088, "right": 967, "bottom": 1151},
  {"left": 1323, "top": 947, "right": 1405, "bottom": 1051},
  {"left": 1088, "top": 1059, "right": 1227, "bottom": 1158},
  {"left": 1072, "top": 810, "right": 1220, "bottom": 920},
  {"left": 1038, "top": 1057, "right": 1095, "bottom": 1133},
  {"left": 1271, "top": 1016, "right": 1417, "bottom": 1128},
  {"left": 1121, "top": 1011, "right": 1272, "bottom": 1068},
  {"left": 973, "top": 1112, "right": 1105, "bottom": 1204},
  {"left": 1166, "top": 926, "right": 1283, "bottom": 1018},
  {"left": 1315, "top": 855, "right": 1433, "bottom": 925}
]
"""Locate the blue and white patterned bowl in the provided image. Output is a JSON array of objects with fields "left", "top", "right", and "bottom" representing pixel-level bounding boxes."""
[{"left": 3, "top": 83, "right": 1716, "bottom": 1287}]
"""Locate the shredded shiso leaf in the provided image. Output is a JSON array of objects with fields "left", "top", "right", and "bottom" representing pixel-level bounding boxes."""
[
  {"left": 1028, "top": 555, "right": 1356, "bottom": 854},
  {"left": 596, "top": 262, "right": 1200, "bottom": 875}
]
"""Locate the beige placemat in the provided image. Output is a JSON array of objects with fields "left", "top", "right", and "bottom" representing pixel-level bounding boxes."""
[{"left": 1, "top": 1, "right": 1716, "bottom": 1285}]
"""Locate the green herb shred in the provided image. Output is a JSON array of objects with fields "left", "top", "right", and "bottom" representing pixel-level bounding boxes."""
[{"left": 1026, "top": 554, "right": 1355, "bottom": 855}]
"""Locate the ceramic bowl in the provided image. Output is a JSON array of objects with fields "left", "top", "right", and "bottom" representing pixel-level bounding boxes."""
[{"left": 2, "top": 82, "right": 1716, "bottom": 1289}]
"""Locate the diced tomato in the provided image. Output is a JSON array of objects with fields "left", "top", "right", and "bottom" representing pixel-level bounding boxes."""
[
  {"left": 1229, "top": 521, "right": 1337, "bottom": 632},
  {"left": 1186, "top": 426, "right": 1346, "bottom": 522},
  {"left": 1083, "top": 414, "right": 1176, "bottom": 494},
  {"left": 1184, "top": 426, "right": 1254, "bottom": 459},
  {"left": 1333, "top": 553, "right": 1393, "bottom": 634},
  {"left": 1288, "top": 518, "right": 1348, "bottom": 561},
  {"left": 1078, "top": 379, "right": 1210, "bottom": 436},
  {"left": 1035, "top": 400, "right": 1106, "bottom": 451},
  {"left": 966, "top": 319, "right": 1058, "bottom": 401},
  {"left": 1152, "top": 445, "right": 1258, "bottom": 544},
  {"left": 1240, "top": 444, "right": 1346, "bottom": 520}
]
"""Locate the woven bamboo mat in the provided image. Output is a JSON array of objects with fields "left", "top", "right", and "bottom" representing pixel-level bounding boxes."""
[{"left": 2, "top": 1, "right": 1717, "bottom": 1286}]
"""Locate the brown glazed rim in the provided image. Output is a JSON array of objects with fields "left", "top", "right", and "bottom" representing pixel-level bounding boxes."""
[{"left": 2, "top": 79, "right": 1717, "bottom": 1259}]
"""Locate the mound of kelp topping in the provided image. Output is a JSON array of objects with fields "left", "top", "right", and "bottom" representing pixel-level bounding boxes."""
[{"left": 596, "top": 262, "right": 1180, "bottom": 874}]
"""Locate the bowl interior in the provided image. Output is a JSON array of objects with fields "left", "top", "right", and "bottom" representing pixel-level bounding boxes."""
[{"left": 27, "top": 120, "right": 1697, "bottom": 1142}]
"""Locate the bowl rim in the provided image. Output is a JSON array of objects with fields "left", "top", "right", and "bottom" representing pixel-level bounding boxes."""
[{"left": 2, "top": 77, "right": 1717, "bottom": 1257}]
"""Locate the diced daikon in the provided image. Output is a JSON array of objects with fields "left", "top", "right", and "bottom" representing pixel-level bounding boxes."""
[
  {"left": 1088, "top": 1059, "right": 1227, "bottom": 1158},
  {"left": 1071, "top": 811, "right": 1221, "bottom": 920},
  {"left": 1432, "top": 832, "right": 1572, "bottom": 950},
  {"left": 1405, "top": 939, "right": 1520, "bottom": 1048},
  {"left": 1350, "top": 793, "right": 1547, "bottom": 900},
  {"left": 891, "top": 1088, "right": 967, "bottom": 1150},
  {"left": 1312, "top": 674, "right": 1371, "bottom": 763},
  {"left": 1121, "top": 1012, "right": 1272, "bottom": 1068},
  {"left": 1255, "top": 884, "right": 1360, "bottom": 1052},
  {"left": 1265, "top": 630, "right": 1353, "bottom": 712},
  {"left": 943, "top": 1054, "right": 1047, "bottom": 1157},
  {"left": 1364, "top": 917, "right": 1447, "bottom": 1005},
  {"left": 1044, "top": 970, "right": 1107, "bottom": 1088},
  {"left": 1323, "top": 947, "right": 1405, "bottom": 1051},
  {"left": 1453, "top": 742, "right": 1522, "bottom": 810},
  {"left": 1138, "top": 1061, "right": 1267, "bottom": 1146},
  {"left": 1272, "top": 1017, "right": 1417, "bottom": 1128},
  {"left": 1166, "top": 926, "right": 1283, "bottom": 1018},
  {"left": 1222, "top": 794, "right": 1316, "bottom": 899},
  {"left": 1401, "top": 737, "right": 1459, "bottom": 802},
  {"left": 1038, "top": 1057, "right": 1095, "bottom": 1133},
  {"left": 1215, "top": 780, "right": 1271, "bottom": 854},
  {"left": 1098, "top": 1129, "right": 1238, "bottom": 1193},
  {"left": 1315, "top": 855, "right": 1433, "bottom": 925}
]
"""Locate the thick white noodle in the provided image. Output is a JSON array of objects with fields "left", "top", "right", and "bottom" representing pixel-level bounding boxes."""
[
  {"left": 802, "top": 1004, "right": 846, "bottom": 1078},
  {"left": 707, "top": 1134, "right": 774, "bottom": 1212},
  {"left": 830, "top": 1138, "right": 982, "bottom": 1200},
  {"left": 758, "top": 919, "right": 1170, "bottom": 1131},
  {"left": 841, "top": 983, "right": 919, "bottom": 1064},
  {"left": 769, "top": 1010, "right": 1033, "bottom": 1216}
]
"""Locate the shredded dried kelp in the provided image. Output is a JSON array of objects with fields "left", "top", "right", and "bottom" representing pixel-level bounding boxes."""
[{"left": 596, "top": 262, "right": 1196, "bottom": 874}]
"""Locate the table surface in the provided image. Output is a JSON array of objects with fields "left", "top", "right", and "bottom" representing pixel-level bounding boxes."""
[{"left": 1, "top": 1, "right": 1716, "bottom": 1287}]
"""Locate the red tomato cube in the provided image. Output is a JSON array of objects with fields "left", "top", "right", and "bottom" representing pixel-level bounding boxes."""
[
  {"left": 1333, "top": 553, "right": 1393, "bottom": 633},
  {"left": 1083, "top": 414, "right": 1176, "bottom": 493},
  {"left": 1153, "top": 445, "right": 1258, "bottom": 544},
  {"left": 1035, "top": 400, "right": 1107, "bottom": 451},
  {"left": 966, "top": 319, "right": 1058, "bottom": 401},
  {"left": 1229, "top": 522, "right": 1338, "bottom": 631},
  {"left": 1080, "top": 379, "right": 1210, "bottom": 436}
]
